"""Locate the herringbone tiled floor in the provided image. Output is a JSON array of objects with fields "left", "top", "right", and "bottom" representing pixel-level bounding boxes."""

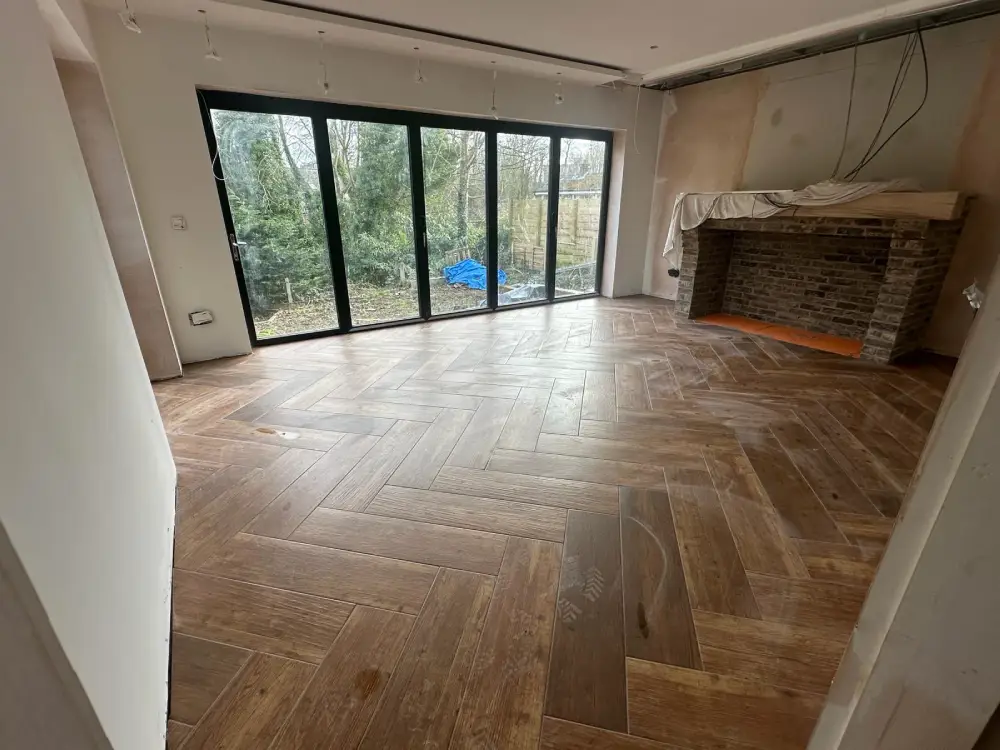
[{"left": 157, "top": 295, "right": 950, "bottom": 750}]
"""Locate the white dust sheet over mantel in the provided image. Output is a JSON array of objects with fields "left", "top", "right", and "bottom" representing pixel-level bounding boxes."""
[{"left": 662, "top": 179, "right": 919, "bottom": 269}]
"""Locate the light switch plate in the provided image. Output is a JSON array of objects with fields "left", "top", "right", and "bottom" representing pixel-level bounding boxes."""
[
  {"left": 189, "top": 310, "right": 213, "bottom": 326},
  {"left": 171, "top": 215, "right": 187, "bottom": 230}
]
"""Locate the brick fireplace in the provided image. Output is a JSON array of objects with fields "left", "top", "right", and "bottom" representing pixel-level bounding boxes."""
[{"left": 675, "top": 215, "right": 963, "bottom": 363}]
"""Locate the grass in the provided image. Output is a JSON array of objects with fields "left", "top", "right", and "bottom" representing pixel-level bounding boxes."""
[{"left": 255, "top": 282, "right": 490, "bottom": 338}]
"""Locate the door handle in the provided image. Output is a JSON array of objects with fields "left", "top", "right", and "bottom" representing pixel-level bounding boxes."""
[{"left": 229, "top": 234, "right": 241, "bottom": 263}]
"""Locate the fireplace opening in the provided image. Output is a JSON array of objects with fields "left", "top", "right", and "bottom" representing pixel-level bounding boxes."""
[{"left": 675, "top": 215, "right": 963, "bottom": 363}]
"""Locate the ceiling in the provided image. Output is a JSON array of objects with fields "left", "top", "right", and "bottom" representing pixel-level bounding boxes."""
[{"left": 87, "top": 0, "right": 967, "bottom": 84}]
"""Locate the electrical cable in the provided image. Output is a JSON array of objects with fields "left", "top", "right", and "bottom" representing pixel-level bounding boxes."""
[
  {"left": 197, "top": 88, "right": 226, "bottom": 183},
  {"left": 843, "top": 34, "right": 916, "bottom": 179},
  {"left": 845, "top": 28, "right": 928, "bottom": 180},
  {"left": 830, "top": 43, "right": 859, "bottom": 179}
]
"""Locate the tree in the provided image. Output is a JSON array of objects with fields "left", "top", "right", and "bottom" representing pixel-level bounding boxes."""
[
  {"left": 211, "top": 111, "right": 603, "bottom": 319},
  {"left": 212, "top": 111, "right": 329, "bottom": 316}
]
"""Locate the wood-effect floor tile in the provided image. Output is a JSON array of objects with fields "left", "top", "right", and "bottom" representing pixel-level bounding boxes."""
[
  {"left": 497, "top": 387, "right": 552, "bottom": 451},
  {"left": 581, "top": 370, "right": 616, "bottom": 421},
  {"left": 446, "top": 397, "right": 515, "bottom": 469},
  {"left": 171, "top": 570, "right": 352, "bottom": 663},
  {"left": 542, "top": 378, "right": 584, "bottom": 435},
  {"left": 158, "top": 297, "right": 947, "bottom": 750},
  {"left": 182, "top": 653, "right": 314, "bottom": 750},
  {"left": 200, "top": 533, "right": 436, "bottom": 614},
  {"left": 748, "top": 573, "right": 867, "bottom": 636},
  {"left": 369, "top": 485, "right": 566, "bottom": 542},
  {"left": 794, "top": 402, "right": 899, "bottom": 492},
  {"left": 793, "top": 539, "right": 882, "bottom": 586},
  {"left": 451, "top": 537, "right": 561, "bottom": 750},
  {"left": 197, "top": 418, "right": 345, "bottom": 451},
  {"left": 540, "top": 717, "right": 678, "bottom": 749},
  {"left": 488, "top": 449, "right": 666, "bottom": 488},
  {"left": 703, "top": 449, "right": 808, "bottom": 579},
  {"left": 168, "top": 433, "right": 287, "bottom": 468},
  {"left": 271, "top": 607, "right": 413, "bottom": 749},
  {"left": 312, "top": 395, "right": 443, "bottom": 422},
  {"left": 291, "top": 507, "right": 507, "bottom": 574},
  {"left": 620, "top": 487, "right": 701, "bottom": 669},
  {"left": 387, "top": 407, "right": 475, "bottom": 489},
  {"left": 432, "top": 466, "right": 619, "bottom": 514},
  {"left": 174, "top": 449, "right": 323, "bottom": 569},
  {"left": 245, "top": 433, "right": 380, "bottom": 538},
  {"left": 737, "top": 430, "right": 846, "bottom": 544},
  {"left": 169, "top": 634, "right": 250, "bottom": 726},
  {"left": 693, "top": 610, "right": 846, "bottom": 695},
  {"left": 401, "top": 379, "right": 521, "bottom": 400},
  {"left": 360, "top": 569, "right": 493, "bottom": 749},
  {"left": 546, "top": 511, "right": 627, "bottom": 731},
  {"left": 322, "top": 420, "right": 429, "bottom": 511},
  {"left": 667, "top": 481, "right": 761, "bottom": 620},
  {"left": 769, "top": 420, "right": 879, "bottom": 515},
  {"left": 259, "top": 406, "right": 395, "bottom": 436},
  {"left": 615, "top": 363, "right": 651, "bottom": 411},
  {"left": 176, "top": 464, "right": 256, "bottom": 523},
  {"left": 626, "top": 660, "right": 823, "bottom": 750},
  {"left": 167, "top": 721, "right": 192, "bottom": 749}
]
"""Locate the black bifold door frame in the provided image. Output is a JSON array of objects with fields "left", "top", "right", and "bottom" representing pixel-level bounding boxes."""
[{"left": 198, "top": 88, "right": 614, "bottom": 346}]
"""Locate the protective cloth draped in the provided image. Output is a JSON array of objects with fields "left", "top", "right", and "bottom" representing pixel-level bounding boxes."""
[{"left": 661, "top": 179, "right": 918, "bottom": 270}]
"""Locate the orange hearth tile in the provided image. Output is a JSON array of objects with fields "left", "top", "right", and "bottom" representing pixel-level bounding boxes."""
[{"left": 696, "top": 313, "right": 862, "bottom": 358}]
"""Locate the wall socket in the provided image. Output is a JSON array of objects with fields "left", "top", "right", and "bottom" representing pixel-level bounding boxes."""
[{"left": 189, "top": 310, "right": 213, "bottom": 326}]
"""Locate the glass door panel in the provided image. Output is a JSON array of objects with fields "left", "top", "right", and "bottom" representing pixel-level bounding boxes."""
[
  {"left": 497, "top": 133, "right": 551, "bottom": 306},
  {"left": 327, "top": 119, "right": 419, "bottom": 326},
  {"left": 421, "top": 128, "right": 488, "bottom": 315},
  {"left": 555, "top": 138, "right": 607, "bottom": 297},
  {"left": 211, "top": 110, "right": 338, "bottom": 340}
]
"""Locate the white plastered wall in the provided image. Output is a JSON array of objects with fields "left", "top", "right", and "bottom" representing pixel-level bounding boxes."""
[
  {"left": 57, "top": 58, "right": 183, "bottom": 381},
  {"left": 0, "top": 0, "right": 176, "bottom": 747},
  {"left": 88, "top": 9, "right": 663, "bottom": 363}
]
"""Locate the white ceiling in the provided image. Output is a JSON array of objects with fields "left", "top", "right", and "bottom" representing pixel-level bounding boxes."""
[{"left": 87, "top": 0, "right": 964, "bottom": 84}]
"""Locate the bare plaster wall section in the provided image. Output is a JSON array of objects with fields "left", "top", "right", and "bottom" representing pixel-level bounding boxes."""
[
  {"left": 89, "top": 9, "right": 662, "bottom": 362},
  {"left": 643, "top": 16, "right": 1000, "bottom": 357},
  {"left": 742, "top": 19, "right": 997, "bottom": 190},
  {"left": 646, "top": 74, "right": 763, "bottom": 299},
  {"left": 57, "top": 59, "right": 181, "bottom": 381},
  {"left": 925, "top": 26, "right": 1000, "bottom": 357}
]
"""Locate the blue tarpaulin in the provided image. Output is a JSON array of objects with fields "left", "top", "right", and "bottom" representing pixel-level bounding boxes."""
[{"left": 442, "top": 258, "right": 506, "bottom": 290}]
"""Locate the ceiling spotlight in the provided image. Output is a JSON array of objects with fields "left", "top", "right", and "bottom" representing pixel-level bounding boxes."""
[
  {"left": 413, "top": 47, "right": 425, "bottom": 84},
  {"left": 554, "top": 73, "right": 564, "bottom": 105},
  {"left": 199, "top": 10, "right": 222, "bottom": 61},
  {"left": 119, "top": 0, "right": 141, "bottom": 33},
  {"left": 318, "top": 30, "right": 330, "bottom": 95}
]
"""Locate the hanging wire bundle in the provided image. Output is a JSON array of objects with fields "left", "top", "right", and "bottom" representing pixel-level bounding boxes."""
[{"left": 835, "top": 28, "right": 929, "bottom": 181}]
